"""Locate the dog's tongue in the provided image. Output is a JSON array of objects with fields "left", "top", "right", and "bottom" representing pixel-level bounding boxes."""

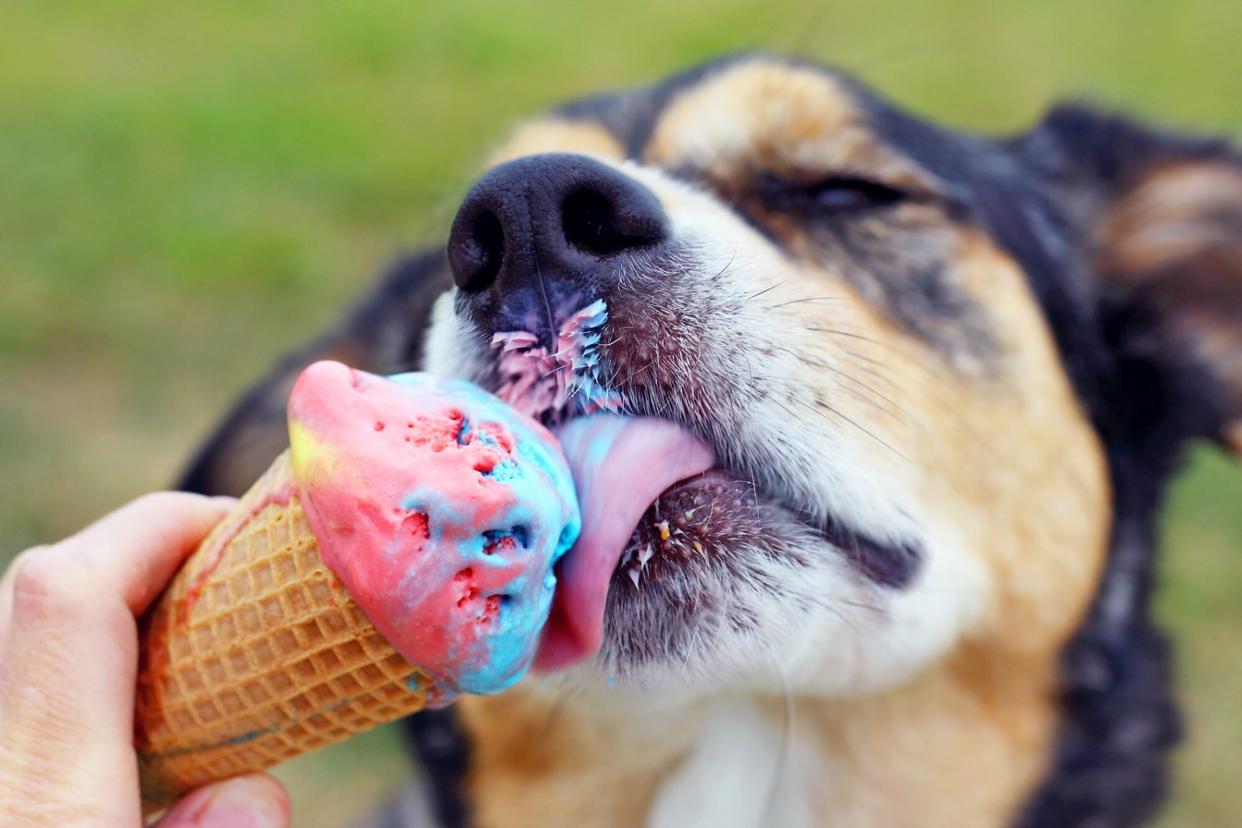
[{"left": 534, "top": 415, "right": 715, "bottom": 670}]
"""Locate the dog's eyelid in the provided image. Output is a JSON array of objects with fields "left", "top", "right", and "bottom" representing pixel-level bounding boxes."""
[
  {"left": 758, "top": 168, "right": 934, "bottom": 214},
  {"left": 805, "top": 175, "right": 908, "bottom": 207}
]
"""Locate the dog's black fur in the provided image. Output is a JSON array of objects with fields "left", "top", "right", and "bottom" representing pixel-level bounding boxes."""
[
  {"left": 179, "top": 56, "right": 1241, "bottom": 827},
  {"left": 1011, "top": 108, "right": 1241, "bottom": 827}
]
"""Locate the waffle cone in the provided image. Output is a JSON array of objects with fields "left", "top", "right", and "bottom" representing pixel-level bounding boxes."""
[{"left": 135, "top": 450, "right": 432, "bottom": 809}]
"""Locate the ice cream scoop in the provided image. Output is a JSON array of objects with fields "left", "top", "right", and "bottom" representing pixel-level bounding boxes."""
[{"left": 288, "top": 361, "right": 580, "bottom": 695}]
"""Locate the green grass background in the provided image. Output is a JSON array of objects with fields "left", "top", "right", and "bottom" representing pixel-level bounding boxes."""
[{"left": 2, "top": 2, "right": 1239, "bottom": 825}]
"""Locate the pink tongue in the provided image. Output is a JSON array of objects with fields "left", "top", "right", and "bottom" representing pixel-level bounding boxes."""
[{"left": 534, "top": 415, "right": 715, "bottom": 670}]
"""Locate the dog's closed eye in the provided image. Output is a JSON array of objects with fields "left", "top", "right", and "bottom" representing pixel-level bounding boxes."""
[
  {"left": 803, "top": 175, "right": 910, "bottom": 211},
  {"left": 759, "top": 171, "right": 911, "bottom": 215}
]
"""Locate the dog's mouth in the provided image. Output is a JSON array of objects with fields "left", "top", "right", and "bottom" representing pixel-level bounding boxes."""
[
  {"left": 487, "top": 302, "right": 765, "bottom": 671},
  {"left": 487, "top": 298, "right": 920, "bottom": 674}
]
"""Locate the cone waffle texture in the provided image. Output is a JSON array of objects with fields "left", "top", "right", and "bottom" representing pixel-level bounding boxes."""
[{"left": 135, "top": 451, "right": 432, "bottom": 807}]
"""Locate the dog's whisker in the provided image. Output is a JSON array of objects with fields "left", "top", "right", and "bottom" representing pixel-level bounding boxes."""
[{"left": 766, "top": 295, "right": 852, "bottom": 310}]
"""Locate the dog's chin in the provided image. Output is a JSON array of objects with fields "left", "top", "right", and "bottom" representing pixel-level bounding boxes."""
[{"left": 573, "top": 473, "right": 817, "bottom": 692}]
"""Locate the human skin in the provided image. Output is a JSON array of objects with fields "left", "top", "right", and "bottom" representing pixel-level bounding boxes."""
[{"left": 0, "top": 492, "right": 291, "bottom": 828}]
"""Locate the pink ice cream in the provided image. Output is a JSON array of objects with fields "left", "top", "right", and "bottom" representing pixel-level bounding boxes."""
[{"left": 286, "top": 361, "right": 580, "bottom": 702}]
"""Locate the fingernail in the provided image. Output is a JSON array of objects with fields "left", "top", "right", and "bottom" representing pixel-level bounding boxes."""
[{"left": 191, "top": 775, "right": 289, "bottom": 828}]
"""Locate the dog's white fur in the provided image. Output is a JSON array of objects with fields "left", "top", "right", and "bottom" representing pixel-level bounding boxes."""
[{"left": 647, "top": 698, "right": 820, "bottom": 828}]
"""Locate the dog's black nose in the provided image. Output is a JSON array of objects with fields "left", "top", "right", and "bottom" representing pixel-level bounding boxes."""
[{"left": 447, "top": 153, "right": 668, "bottom": 300}]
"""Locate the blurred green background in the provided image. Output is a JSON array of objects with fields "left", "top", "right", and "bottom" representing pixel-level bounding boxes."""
[{"left": 1, "top": 2, "right": 1239, "bottom": 826}]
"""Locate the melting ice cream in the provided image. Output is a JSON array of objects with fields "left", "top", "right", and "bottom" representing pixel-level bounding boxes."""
[{"left": 286, "top": 361, "right": 580, "bottom": 698}]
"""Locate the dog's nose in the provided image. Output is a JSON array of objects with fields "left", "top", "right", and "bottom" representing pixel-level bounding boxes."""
[{"left": 447, "top": 154, "right": 668, "bottom": 300}]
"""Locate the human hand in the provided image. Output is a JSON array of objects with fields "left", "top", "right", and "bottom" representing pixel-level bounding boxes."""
[{"left": 0, "top": 492, "right": 292, "bottom": 827}]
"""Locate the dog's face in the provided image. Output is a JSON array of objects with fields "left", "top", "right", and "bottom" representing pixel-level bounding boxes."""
[{"left": 418, "top": 53, "right": 1240, "bottom": 701}]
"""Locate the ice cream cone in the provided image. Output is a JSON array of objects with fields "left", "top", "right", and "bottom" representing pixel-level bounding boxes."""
[
  {"left": 134, "top": 361, "right": 581, "bottom": 813},
  {"left": 135, "top": 450, "right": 432, "bottom": 810}
]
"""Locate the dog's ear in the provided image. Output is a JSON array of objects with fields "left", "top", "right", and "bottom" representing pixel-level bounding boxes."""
[
  {"left": 178, "top": 248, "right": 452, "bottom": 495},
  {"left": 1029, "top": 105, "right": 1242, "bottom": 457}
]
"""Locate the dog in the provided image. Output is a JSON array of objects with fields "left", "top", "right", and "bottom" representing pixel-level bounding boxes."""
[{"left": 179, "top": 53, "right": 1242, "bottom": 827}]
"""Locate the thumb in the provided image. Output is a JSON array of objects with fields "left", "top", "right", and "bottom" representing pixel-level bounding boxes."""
[{"left": 156, "top": 774, "right": 290, "bottom": 828}]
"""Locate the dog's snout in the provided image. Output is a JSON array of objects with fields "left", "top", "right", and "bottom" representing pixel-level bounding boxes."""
[{"left": 447, "top": 153, "right": 668, "bottom": 296}]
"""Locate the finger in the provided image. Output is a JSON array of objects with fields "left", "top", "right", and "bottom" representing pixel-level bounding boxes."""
[
  {"left": 0, "top": 494, "right": 234, "bottom": 826},
  {"left": 51, "top": 491, "right": 236, "bottom": 616},
  {"left": 0, "top": 493, "right": 231, "bottom": 672},
  {"left": 0, "top": 545, "right": 47, "bottom": 650},
  {"left": 157, "top": 774, "right": 290, "bottom": 828},
  {"left": 2, "top": 491, "right": 233, "bottom": 729}
]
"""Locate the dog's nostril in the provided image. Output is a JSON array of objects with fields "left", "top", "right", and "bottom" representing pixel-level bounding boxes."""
[
  {"left": 448, "top": 154, "right": 670, "bottom": 304},
  {"left": 562, "top": 186, "right": 664, "bottom": 257},
  {"left": 563, "top": 188, "right": 624, "bottom": 256},
  {"left": 452, "top": 209, "right": 505, "bottom": 292}
]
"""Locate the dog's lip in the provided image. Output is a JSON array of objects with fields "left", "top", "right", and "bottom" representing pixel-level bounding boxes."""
[{"left": 532, "top": 414, "right": 716, "bottom": 671}]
